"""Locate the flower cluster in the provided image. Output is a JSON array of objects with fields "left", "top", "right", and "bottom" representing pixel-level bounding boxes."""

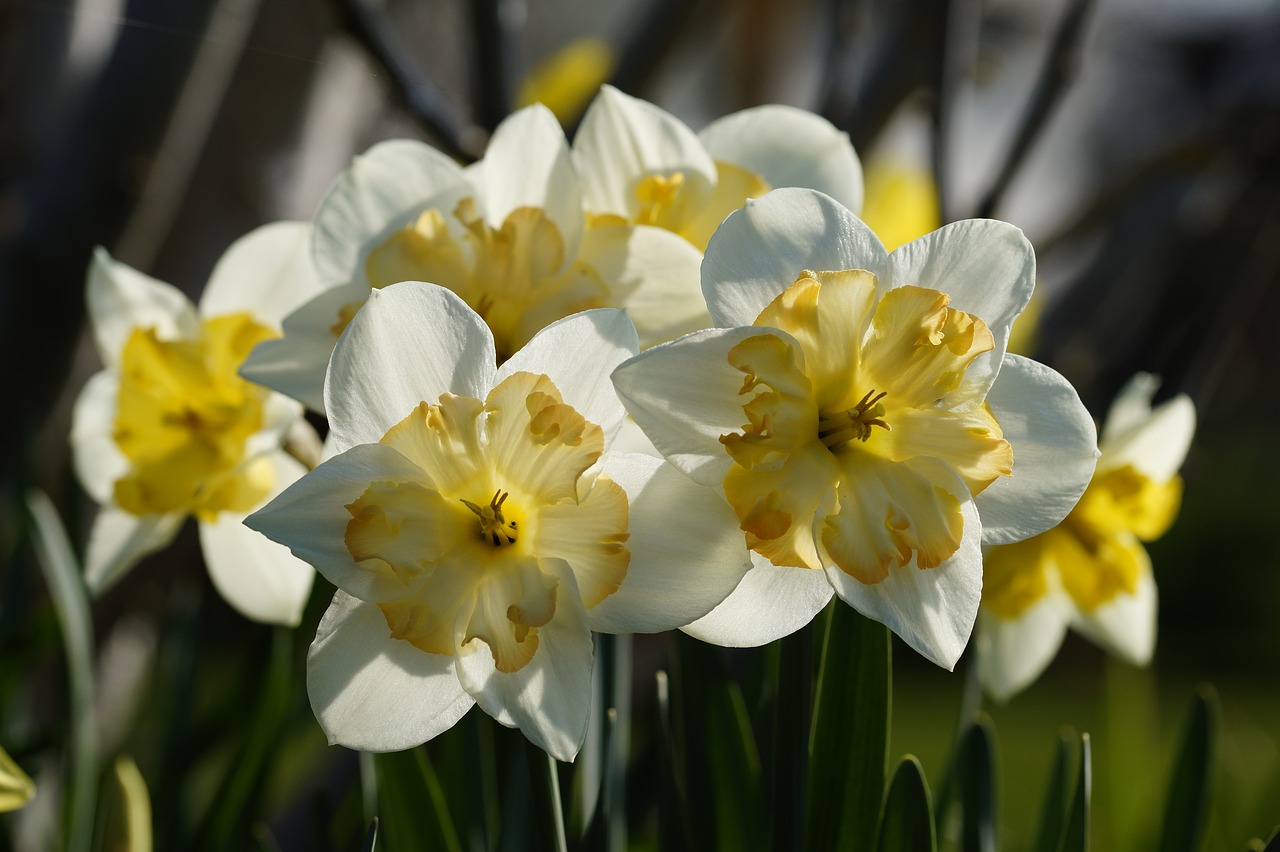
[{"left": 72, "top": 86, "right": 1139, "bottom": 762}]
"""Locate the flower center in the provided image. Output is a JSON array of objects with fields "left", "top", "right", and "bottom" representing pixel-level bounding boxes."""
[
  {"left": 461, "top": 489, "right": 520, "bottom": 546},
  {"left": 364, "top": 200, "right": 610, "bottom": 361},
  {"left": 635, "top": 172, "right": 687, "bottom": 228},
  {"left": 112, "top": 313, "right": 276, "bottom": 519},
  {"left": 817, "top": 389, "right": 891, "bottom": 449}
]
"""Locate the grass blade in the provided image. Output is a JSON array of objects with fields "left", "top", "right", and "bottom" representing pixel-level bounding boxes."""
[
  {"left": 375, "top": 747, "right": 462, "bottom": 852},
  {"left": 957, "top": 717, "right": 998, "bottom": 852},
  {"left": 1158, "top": 687, "right": 1220, "bottom": 852},
  {"left": 26, "top": 490, "right": 97, "bottom": 852},
  {"left": 1062, "top": 733, "right": 1091, "bottom": 852},
  {"left": 806, "top": 602, "right": 891, "bottom": 852},
  {"left": 877, "top": 756, "right": 936, "bottom": 852},
  {"left": 1032, "top": 728, "right": 1079, "bottom": 852}
]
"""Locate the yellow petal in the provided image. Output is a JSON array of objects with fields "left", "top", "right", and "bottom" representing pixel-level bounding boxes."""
[
  {"left": 462, "top": 555, "right": 559, "bottom": 673},
  {"left": 535, "top": 474, "right": 630, "bottom": 608},
  {"left": 724, "top": 441, "right": 838, "bottom": 570},
  {"left": 345, "top": 479, "right": 472, "bottom": 587},
  {"left": 379, "top": 396, "right": 487, "bottom": 496},
  {"left": 678, "top": 160, "right": 771, "bottom": 251},
  {"left": 820, "top": 454, "right": 965, "bottom": 582},
  {"left": 862, "top": 286, "right": 993, "bottom": 409},
  {"left": 982, "top": 535, "right": 1053, "bottom": 619},
  {"left": 484, "top": 372, "right": 604, "bottom": 506}
]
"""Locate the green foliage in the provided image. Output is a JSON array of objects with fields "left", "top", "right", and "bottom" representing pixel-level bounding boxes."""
[
  {"left": 373, "top": 748, "right": 461, "bottom": 852},
  {"left": 877, "top": 756, "right": 937, "bottom": 852},
  {"left": 1030, "top": 729, "right": 1078, "bottom": 852},
  {"left": 956, "top": 717, "right": 998, "bottom": 852},
  {"left": 806, "top": 603, "right": 892, "bottom": 852},
  {"left": 1158, "top": 687, "right": 1220, "bottom": 852}
]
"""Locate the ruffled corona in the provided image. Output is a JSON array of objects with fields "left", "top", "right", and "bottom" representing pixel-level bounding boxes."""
[
  {"left": 337, "top": 372, "right": 630, "bottom": 675},
  {"left": 720, "top": 270, "right": 1012, "bottom": 585},
  {"left": 112, "top": 312, "right": 277, "bottom": 520},
  {"left": 364, "top": 202, "right": 611, "bottom": 361}
]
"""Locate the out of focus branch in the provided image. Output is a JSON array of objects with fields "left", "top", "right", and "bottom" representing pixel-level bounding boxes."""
[
  {"left": 468, "top": 0, "right": 515, "bottom": 133},
  {"left": 606, "top": 0, "right": 705, "bottom": 98},
  {"left": 332, "top": 0, "right": 480, "bottom": 161},
  {"left": 975, "top": 0, "right": 1096, "bottom": 220}
]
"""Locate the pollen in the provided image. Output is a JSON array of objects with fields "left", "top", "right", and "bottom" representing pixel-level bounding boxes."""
[{"left": 461, "top": 489, "right": 520, "bottom": 546}]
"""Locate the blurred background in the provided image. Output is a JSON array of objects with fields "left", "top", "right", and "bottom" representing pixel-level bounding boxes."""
[{"left": 3, "top": 0, "right": 1280, "bottom": 848}]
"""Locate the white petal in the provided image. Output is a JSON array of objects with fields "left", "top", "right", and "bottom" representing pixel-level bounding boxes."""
[
  {"left": 976, "top": 355, "right": 1099, "bottom": 545},
  {"left": 455, "top": 559, "right": 593, "bottom": 761},
  {"left": 577, "top": 223, "right": 709, "bottom": 348},
  {"left": 699, "top": 105, "right": 864, "bottom": 213},
  {"left": 681, "top": 552, "right": 835, "bottom": 647},
  {"left": 244, "top": 443, "right": 430, "bottom": 602},
  {"left": 701, "top": 188, "right": 888, "bottom": 328},
  {"left": 84, "top": 508, "right": 185, "bottom": 594},
  {"left": 497, "top": 309, "right": 637, "bottom": 443},
  {"left": 239, "top": 282, "right": 370, "bottom": 413},
  {"left": 1070, "top": 567, "right": 1157, "bottom": 666},
  {"left": 976, "top": 596, "right": 1071, "bottom": 702},
  {"left": 198, "top": 452, "right": 315, "bottom": 626},
  {"left": 573, "top": 85, "right": 717, "bottom": 220},
  {"left": 87, "top": 248, "right": 199, "bottom": 368},
  {"left": 889, "top": 219, "right": 1035, "bottom": 396},
  {"left": 587, "top": 453, "right": 750, "bottom": 633},
  {"left": 326, "top": 282, "right": 496, "bottom": 452},
  {"left": 1099, "top": 374, "right": 1195, "bottom": 482},
  {"left": 611, "top": 326, "right": 782, "bottom": 487},
  {"left": 199, "top": 221, "right": 325, "bottom": 328},
  {"left": 472, "top": 104, "right": 583, "bottom": 255},
  {"left": 825, "top": 499, "right": 982, "bottom": 670},
  {"left": 312, "top": 140, "right": 470, "bottom": 286},
  {"left": 611, "top": 416, "right": 661, "bottom": 457},
  {"left": 308, "top": 590, "right": 475, "bottom": 752},
  {"left": 70, "top": 371, "right": 127, "bottom": 504}
]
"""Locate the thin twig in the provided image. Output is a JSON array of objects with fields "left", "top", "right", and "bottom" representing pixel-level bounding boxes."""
[
  {"left": 468, "top": 0, "right": 514, "bottom": 132},
  {"left": 975, "top": 0, "right": 1097, "bottom": 220},
  {"left": 332, "top": 0, "right": 478, "bottom": 161},
  {"left": 607, "top": 0, "right": 705, "bottom": 97}
]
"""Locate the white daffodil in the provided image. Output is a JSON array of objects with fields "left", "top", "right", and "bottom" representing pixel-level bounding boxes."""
[
  {"left": 612, "top": 188, "right": 1099, "bottom": 669},
  {"left": 241, "top": 103, "right": 707, "bottom": 413},
  {"left": 70, "top": 223, "right": 323, "bottom": 625},
  {"left": 574, "top": 85, "right": 863, "bottom": 254},
  {"left": 246, "top": 282, "right": 749, "bottom": 760},
  {"left": 977, "top": 373, "right": 1194, "bottom": 700}
]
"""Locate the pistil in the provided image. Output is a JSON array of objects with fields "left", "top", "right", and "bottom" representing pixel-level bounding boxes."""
[
  {"left": 817, "top": 389, "right": 890, "bottom": 449},
  {"left": 462, "top": 490, "right": 520, "bottom": 546}
]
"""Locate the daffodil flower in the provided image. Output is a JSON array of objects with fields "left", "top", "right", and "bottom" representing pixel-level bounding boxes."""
[
  {"left": 0, "top": 744, "right": 35, "bottom": 812},
  {"left": 241, "top": 102, "right": 707, "bottom": 413},
  {"left": 977, "top": 373, "right": 1194, "bottom": 700},
  {"left": 70, "top": 223, "right": 323, "bottom": 625},
  {"left": 573, "top": 85, "right": 863, "bottom": 254},
  {"left": 246, "top": 282, "right": 749, "bottom": 760},
  {"left": 612, "top": 188, "right": 1099, "bottom": 668}
]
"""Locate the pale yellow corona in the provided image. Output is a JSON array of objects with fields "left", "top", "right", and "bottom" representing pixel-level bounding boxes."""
[
  {"left": 364, "top": 202, "right": 610, "bottom": 360},
  {"left": 341, "top": 372, "right": 630, "bottom": 674},
  {"left": 719, "top": 270, "right": 1012, "bottom": 585}
]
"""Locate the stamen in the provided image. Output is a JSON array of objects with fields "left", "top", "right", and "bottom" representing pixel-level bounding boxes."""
[
  {"left": 818, "top": 389, "right": 891, "bottom": 449},
  {"left": 461, "top": 489, "right": 520, "bottom": 546}
]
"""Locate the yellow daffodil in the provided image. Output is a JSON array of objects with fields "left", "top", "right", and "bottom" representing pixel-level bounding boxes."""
[
  {"left": 613, "top": 189, "right": 1099, "bottom": 668},
  {"left": 70, "top": 224, "right": 323, "bottom": 625},
  {"left": 241, "top": 103, "right": 708, "bottom": 412},
  {"left": 246, "top": 283, "right": 749, "bottom": 759},
  {"left": 977, "top": 373, "right": 1194, "bottom": 700}
]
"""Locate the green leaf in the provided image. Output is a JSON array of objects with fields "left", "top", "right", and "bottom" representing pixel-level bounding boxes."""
[
  {"left": 655, "top": 670, "right": 696, "bottom": 851},
  {"left": 527, "top": 741, "right": 569, "bottom": 852},
  {"left": 1157, "top": 686, "right": 1220, "bottom": 852},
  {"left": 1061, "top": 733, "right": 1091, "bottom": 852},
  {"left": 360, "top": 818, "right": 379, "bottom": 852},
  {"left": 877, "top": 756, "right": 936, "bottom": 852},
  {"left": 26, "top": 490, "right": 97, "bottom": 852},
  {"left": 806, "top": 603, "right": 891, "bottom": 852},
  {"left": 671, "top": 633, "right": 765, "bottom": 852},
  {"left": 1031, "top": 729, "right": 1079, "bottom": 852},
  {"left": 956, "top": 717, "right": 998, "bottom": 852},
  {"left": 1262, "top": 826, "right": 1280, "bottom": 852},
  {"left": 374, "top": 747, "right": 462, "bottom": 852}
]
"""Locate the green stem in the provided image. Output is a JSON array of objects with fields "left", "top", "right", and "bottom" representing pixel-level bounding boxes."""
[
  {"left": 528, "top": 740, "right": 568, "bottom": 852},
  {"left": 772, "top": 623, "right": 812, "bottom": 852}
]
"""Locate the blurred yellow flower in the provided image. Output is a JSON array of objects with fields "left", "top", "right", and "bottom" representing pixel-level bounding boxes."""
[
  {"left": 859, "top": 156, "right": 940, "bottom": 253},
  {"left": 0, "top": 744, "right": 34, "bottom": 812},
  {"left": 517, "top": 38, "right": 615, "bottom": 125},
  {"left": 978, "top": 373, "right": 1195, "bottom": 700}
]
